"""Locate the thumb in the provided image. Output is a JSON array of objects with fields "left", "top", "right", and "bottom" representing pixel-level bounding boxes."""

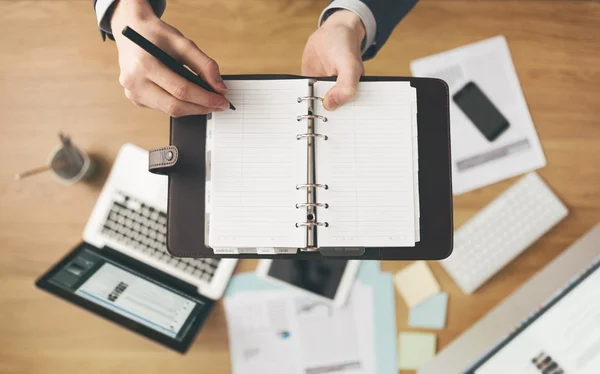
[{"left": 323, "top": 60, "right": 363, "bottom": 111}]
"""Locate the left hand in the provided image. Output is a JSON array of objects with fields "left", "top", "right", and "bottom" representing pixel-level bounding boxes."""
[{"left": 302, "top": 10, "right": 366, "bottom": 111}]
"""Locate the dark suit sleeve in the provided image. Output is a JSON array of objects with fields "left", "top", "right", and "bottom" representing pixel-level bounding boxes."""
[
  {"left": 322, "top": 0, "right": 419, "bottom": 60},
  {"left": 359, "top": 0, "right": 419, "bottom": 59}
]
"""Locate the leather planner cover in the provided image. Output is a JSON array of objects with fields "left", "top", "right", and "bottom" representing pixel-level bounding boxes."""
[{"left": 150, "top": 75, "right": 453, "bottom": 260}]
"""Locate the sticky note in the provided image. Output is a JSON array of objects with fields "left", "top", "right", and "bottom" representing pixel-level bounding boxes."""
[
  {"left": 394, "top": 261, "right": 441, "bottom": 308},
  {"left": 398, "top": 332, "right": 437, "bottom": 370},
  {"left": 408, "top": 292, "right": 448, "bottom": 329}
]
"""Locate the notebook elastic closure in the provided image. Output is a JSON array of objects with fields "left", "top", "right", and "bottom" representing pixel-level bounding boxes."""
[{"left": 148, "top": 146, "right": 179, "bottom": 175}]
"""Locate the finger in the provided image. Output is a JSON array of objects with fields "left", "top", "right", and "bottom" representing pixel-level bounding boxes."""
[
  {"left": 124, "top": 89, "right": 148, "bottom": 108},
  {"left": 144, "top": 57, "right": 230, "bottom": 110},
  {"left": 323, "top": 59, "right": 363, "bottom": 111},
  {"left": 134, "top": 81, "right": 219, "bottom": 117},
  {"left": 171, "top": 38, "right": 228, "bottom": 94}
]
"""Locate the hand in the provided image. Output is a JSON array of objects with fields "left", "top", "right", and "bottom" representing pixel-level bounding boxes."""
[
  {"left": 110, "top": 0, "right": 230, "bottom": 117},
  {"left": 301, "top": 10, "right": 366, "bottom": 111}
]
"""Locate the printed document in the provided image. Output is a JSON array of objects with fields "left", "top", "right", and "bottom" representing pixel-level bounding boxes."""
[
  {"left": 411, "top": 35, "right": 546, "bottom": 194},
  {"left": 225, "top": 281, "right": 376, "bottom": 374}
]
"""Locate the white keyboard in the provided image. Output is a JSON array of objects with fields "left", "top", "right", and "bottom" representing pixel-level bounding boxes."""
[{"left": 441, "top": 173, "right": 568, "bottom": 294}]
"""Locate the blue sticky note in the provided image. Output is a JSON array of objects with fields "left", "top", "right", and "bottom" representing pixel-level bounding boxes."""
[{"left": 408, "top": 292, "right": 448, "bottom": 329}]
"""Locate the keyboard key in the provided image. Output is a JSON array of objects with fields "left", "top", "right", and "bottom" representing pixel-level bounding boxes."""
[
  {"left": 184, "top": 265, "right": 195, "bottom": 274},
  {"left": 114, "top": 192, "right": 126, "bottom": 203},
  {"left": 126, "top": 199, "right": 141, "bottom": 211}
]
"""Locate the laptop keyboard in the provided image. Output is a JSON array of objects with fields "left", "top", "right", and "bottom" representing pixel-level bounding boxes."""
[{"left": 101, "top": 191, "right": 220, "bottom": 283}]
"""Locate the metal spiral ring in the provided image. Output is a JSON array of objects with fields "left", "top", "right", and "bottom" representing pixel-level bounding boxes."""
[
  {"left": 295, "top": 221, "right": 329, "bottom": 228},
  {"left": 295, "top": 202, "right": 329, "bottom": 209},
  {"left": 297, "top": 96, "right": 323, "bottom": 103},
  {"left": 297, "top": 114, "right": 328, "bottom": 122},
  {"left": 296, "top": 183, "right": 329, "bottom": 190},
  {"left": 296, "top": 133, "right": 328, "bottom": 141}
]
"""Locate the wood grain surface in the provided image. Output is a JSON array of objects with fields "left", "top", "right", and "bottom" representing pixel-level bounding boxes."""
[{"left": 0, "top": 0, "right": 598, "bottom": 373}]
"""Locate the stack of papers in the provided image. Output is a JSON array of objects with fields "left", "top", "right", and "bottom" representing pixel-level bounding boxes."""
[{"left": 224, "top": 262, "right": 396, "bottom": 374}]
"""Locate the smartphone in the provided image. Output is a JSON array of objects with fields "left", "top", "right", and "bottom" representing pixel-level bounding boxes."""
[
  {"left": 256, "top": 259, "right": 360, "bottom": 307},
  {"left": 453, "top": 82, "right": 509, "bottom": 141}
]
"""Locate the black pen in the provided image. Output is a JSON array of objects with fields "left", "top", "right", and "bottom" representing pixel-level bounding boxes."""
[{"left": 121, "top": 26, "right": 235, "bottom": 111}]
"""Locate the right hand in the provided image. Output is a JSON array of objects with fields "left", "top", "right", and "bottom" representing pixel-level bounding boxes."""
[{"left": 110, "top": 0, "right": 230, "bottom": 117}]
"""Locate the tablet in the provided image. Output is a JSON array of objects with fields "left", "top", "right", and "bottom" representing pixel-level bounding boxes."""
[
  {"left": 256, "top": 259, "right": 360, "bottom": 307},
  {"left": 36, "top": 243, "right": 214, "bottom": 353}
]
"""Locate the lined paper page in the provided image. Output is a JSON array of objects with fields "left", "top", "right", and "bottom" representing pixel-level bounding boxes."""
[
  {"left": 207, "top": 80, "right": 309, "bottom": 248},
  {"left": 314, "top": 81, "right": 417, "bottom": 247}
]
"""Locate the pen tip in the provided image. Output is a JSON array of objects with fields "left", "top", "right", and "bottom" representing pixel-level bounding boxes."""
[{"left": 229, "top": 102, "right": 236, "bottom": 111}]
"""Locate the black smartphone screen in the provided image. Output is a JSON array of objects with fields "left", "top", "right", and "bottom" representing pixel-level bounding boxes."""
[
  {"left": 453, "top": 82, "right": 509, "bottom": 141},
  {"left": 267, "top": 259, "right": 348, "bottom": 300}
]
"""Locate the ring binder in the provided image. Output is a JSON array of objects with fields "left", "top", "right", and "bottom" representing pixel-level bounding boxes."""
[
  {"left": 295, "top": 202, "right": 329, "bottom": 209},
  {"left": 297, "top": 83, "right": 330, "bottom": 251},
  {"left": 297, "top": 114, "right": 328, "bottom": 122},
  {"left": 296, "top": 133, "right": 328, "bottom": 140},
  {"left": 297, "top": 96, "right": 323, "bottom": 103},
  {"left": 296, "top": 183, "right": 328, "bottom": 190},
  {"left": 295, "top": 221, "right": 329, "bottom": 228}
]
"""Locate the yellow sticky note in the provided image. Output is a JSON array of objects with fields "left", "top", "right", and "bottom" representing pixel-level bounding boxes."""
[
  {"left": 394, "top": 261, "right": 440, "bottom": 308},
  {"left": 398, "top": 332, "right": 437, "bottom": 370}
]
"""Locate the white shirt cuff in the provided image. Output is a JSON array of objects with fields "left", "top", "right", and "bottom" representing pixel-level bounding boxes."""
[
  {"left": 96, "top": 0, "right": 119, "bottom": 33},
  {"left": 318, "top": 0, "right": 377, "bottom": 56},
  {"left": 95, "top": 0, "right": 167, "bottom": 34}
]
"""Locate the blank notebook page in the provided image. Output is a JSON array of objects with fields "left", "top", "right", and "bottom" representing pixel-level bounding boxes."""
[
  {"left": 207, "top": 80, "right": 308, "bottom": 248},
  {"left": 314, "top": 81, "right": 417, "bottom": 247}
]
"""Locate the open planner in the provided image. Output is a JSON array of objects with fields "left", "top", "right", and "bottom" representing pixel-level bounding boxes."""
[
  {"left": 148, "top": 74, "right": 453, "bottom": 260},
  {"left": 204, "top": 79, "right": 420, "bottom": 254}
]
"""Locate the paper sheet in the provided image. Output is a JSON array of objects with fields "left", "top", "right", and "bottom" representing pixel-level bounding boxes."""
[
  {"left": 313, "top": 81, "right": 418, "bottom": 247},
  {"left": 207, "top": 80, "right": 309, "bottom": 248},
  {"left": 225, "top": 281, "right": 376, "bottom": 374},
  {"left": 410, "top": 35, "right": 546, "bottom": 195}
]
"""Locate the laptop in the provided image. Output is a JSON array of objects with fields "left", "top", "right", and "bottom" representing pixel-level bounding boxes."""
[
  {"left": 36, "top": 143, "right": 238, "bottom": 353},
  {"left": 419, "top": 222, "right": 600, "bottom": 374}
]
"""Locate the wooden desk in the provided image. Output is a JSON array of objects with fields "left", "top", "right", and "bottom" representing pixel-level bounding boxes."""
[{"left": 0, "top": 1, "right": 598, "bottom": 373}]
